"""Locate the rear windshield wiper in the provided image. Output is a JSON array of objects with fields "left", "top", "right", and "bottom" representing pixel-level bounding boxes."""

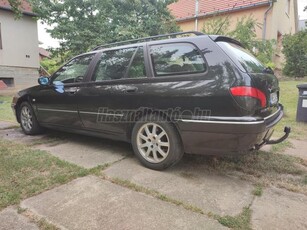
[{"left": 263, "top": 67, "right": 274, "bottom": 74}]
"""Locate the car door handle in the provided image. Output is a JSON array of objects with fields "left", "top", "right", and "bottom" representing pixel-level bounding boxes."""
[
  {"left": 65, "top": 87, "right": 78, "bottom": 94},
  {"left": 125, "top": 87, "right": 138, "bottom": 93}
]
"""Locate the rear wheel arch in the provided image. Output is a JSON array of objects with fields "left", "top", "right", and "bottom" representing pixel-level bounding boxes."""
[
  {"left": 126, "top": 109, "right": 181, "bottom": 141},
  {"left": 130, "top": 113, "right": 184, "bottom": 170}
]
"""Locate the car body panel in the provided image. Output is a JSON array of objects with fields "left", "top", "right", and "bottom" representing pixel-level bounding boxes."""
[{"left": 31, "top": 84, "right": 82, "bottom": 128}]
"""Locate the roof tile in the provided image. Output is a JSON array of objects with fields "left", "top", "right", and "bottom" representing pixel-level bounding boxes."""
[
  {"left": 168, "top": 0, "right": 271, "bottom": 20},
  {"left": 0, "top": 0, "right": 33, "bottom": 14}
]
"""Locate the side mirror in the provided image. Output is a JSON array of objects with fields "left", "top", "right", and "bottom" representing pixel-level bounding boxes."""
[{"left": 38, "top": 76, "right": 50, "bottom": 86}]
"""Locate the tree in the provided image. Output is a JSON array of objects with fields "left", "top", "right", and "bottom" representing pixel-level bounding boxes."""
[
  {"left": 202, "top": 16, "right": 276, "bottom": 68},
  {"left": 282, "top": 30, "right": 307, "bottom": 78},
  {"left": 7, "top": 0, "right": 179, "bottom": 57},
  {"left": 30, "top": 0, "right": 179, "bottom": 57},
  {"left": 305, "top": 5, "right": 307, "bottom": 28},
  {"left": 202, "top": 14, "right": 230, "bottom": 35},
  {"left": 40, "top": 48, "right": 72, "bottom": 75},
  {"left": 7, "top": 0, "right": 23, "bottom": 18}
]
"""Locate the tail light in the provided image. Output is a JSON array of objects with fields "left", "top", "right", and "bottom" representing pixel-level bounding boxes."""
[{"left": 230, "top": 86, "right": 266, "bottom": 108}]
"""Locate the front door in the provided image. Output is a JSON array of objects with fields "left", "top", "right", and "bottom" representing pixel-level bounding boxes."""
[{"left": 33, "top": 54, "right": 95, "bottom": 128}]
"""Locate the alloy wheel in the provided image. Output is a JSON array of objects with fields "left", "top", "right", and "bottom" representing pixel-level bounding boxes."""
[
  {"left": 136, "top": 123, "right": 170, "bottom": 163},
  {"left": 20, "top": 106, "right": 33, "bottom": 132}
]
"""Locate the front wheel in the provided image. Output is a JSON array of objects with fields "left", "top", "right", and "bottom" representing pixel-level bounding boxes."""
[
  {"left": 19, "top": 102, "right": 43, "bottom": 135},
  {"left": 131, "top": 114, "right": 184, "bottom": 170}
]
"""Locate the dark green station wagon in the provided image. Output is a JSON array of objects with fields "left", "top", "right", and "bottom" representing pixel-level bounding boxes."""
[{"left": 12, "top": 31, "right": 290, "bottom": 170}]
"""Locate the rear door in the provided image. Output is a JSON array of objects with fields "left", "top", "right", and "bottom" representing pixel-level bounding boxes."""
[{"left": 77, "top": 46, "right": 144, "bottom": 137}]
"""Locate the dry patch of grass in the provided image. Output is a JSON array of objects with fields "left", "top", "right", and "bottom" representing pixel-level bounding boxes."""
[
  {"left": 210, "top": 150, "right": 307, "bottom": 195},
  {"left": 193, "top": 76, "right": 307, "bottom": 191},
  {"left": 0, "top": 139, "right": 89, "bottom": 210},
  {"left": 183, "top": 137, "right": 306, "bottom": 195}
]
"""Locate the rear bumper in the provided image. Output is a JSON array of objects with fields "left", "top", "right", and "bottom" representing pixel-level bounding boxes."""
[{"left": 177, "top": 104, "right": 286, "bottom": 155}]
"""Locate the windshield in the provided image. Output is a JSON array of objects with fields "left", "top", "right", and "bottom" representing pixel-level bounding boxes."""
[{"left": 217, "top": 41, "right": 266, "bottom": 73}]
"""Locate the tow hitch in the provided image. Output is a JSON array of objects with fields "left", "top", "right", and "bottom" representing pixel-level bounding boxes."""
[
  {"left": 254, "top": 126, "right": 291, "bottom": 150},
  {"left": 266, "top": 126, "right": 291, "bottom": 145}
]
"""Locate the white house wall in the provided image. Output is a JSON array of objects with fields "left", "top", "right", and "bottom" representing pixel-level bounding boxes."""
[
  {"left": 269, "top": 0, "right": 298, "bottom": 39},
  {"left": 0, "top": 10, "right": 39, "bottom": 87}
]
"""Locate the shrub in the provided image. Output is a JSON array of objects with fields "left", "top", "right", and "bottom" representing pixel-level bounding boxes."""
[{"left": 282, "top": 30, "right": 307, "bottom": 78}]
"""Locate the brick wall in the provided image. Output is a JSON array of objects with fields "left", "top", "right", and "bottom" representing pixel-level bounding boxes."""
[{"left": 0, "top": 65, "right": 39, "bottom": 89}]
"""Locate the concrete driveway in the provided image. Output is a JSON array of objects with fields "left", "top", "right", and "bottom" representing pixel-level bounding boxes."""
[{"left": 0, "top": 123, "right": 306, "bottom": 230}]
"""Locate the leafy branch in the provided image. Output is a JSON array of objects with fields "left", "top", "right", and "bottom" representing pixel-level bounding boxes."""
[{"left": 7, "top": 0, "right": 22, "bottom": 18}]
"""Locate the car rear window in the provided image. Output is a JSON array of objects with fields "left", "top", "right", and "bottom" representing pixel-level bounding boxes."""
[
  {"left": 150, "top": 43, "right": 206, "bottom": 77},
  {"left": 217, "top": 41, "right": 266, "bottom": 73}
]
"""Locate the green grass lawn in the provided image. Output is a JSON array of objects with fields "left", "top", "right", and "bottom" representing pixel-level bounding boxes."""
[
  {"left": 0, "top": 139, "right": 89, "bottom": 211},
  {"left": 0, "top": 96, "right": 16, "bottom": 123},
  {"left": 274, "top": 80, "right": 307, "bottom": 139}
]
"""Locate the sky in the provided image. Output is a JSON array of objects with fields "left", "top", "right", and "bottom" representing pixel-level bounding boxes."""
[
  {"left": 298, "top": 0, "right": 307, "bottom": 19},
  {"left": 37, "top": 21, "right": 60, "bottom": 49},
  {"left": 38, "top": 0, "right": 307, "bottom": 49}
]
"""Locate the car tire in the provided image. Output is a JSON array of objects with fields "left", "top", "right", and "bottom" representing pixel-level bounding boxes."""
[
  {"left": 131, "top": 114, "right": 184, "bottom": 170},
  {"left": 19, "top": 101, "right": 43, "bottom": 135}
]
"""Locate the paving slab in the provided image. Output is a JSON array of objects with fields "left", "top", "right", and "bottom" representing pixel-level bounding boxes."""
[
  {"left": 283, "top": 139, "right": 307, "bottom": 160},
  {"left": 251, "top": 187, "right": 307, "bottom": 230},
  {"left": 0, "top": 207, "right": 38, "bottom": 230},
  {"left": 0, "top": 128, "right": 46, "bottom": 144},
  {"left": 0, "top": 127, "right": 131, "bottom": 168},
  {"left": 104, "top": 156, "right": 254, "bottom": 216},
  {"left": 0, "top": 121, "right": 18, "bottom": 130},
  {"left": 36, "top": 135, "right": 132, "bottom": 168},
  {"left": 21, "top": 176, "right": 225, "bottom": 230}
]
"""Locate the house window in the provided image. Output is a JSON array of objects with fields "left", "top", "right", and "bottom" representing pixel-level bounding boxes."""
[{"left": 0, "top": 23, "right": 2, "bottom": 49}]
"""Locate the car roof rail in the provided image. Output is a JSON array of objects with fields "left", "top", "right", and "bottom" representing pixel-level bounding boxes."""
[{"left": 92, "top": 31, "right": 205, "bottom": 50}]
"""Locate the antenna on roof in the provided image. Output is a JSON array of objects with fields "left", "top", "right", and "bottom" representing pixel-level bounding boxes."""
[{"left": 215, "top": 3, "right": 237, "bottom": 34}]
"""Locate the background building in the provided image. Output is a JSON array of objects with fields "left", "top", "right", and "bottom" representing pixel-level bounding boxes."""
[
  {"left": 39, "top": 47, "right": 50, "bottom": 61},
  {"left": 168, "top": 0, "right": 299, "bottom": 68},
  {"left": 0, "top": 0, "right": 39, "bottom": 88},
  {"left": 298, "top": 19, "right": 307, "bottom": 30}
]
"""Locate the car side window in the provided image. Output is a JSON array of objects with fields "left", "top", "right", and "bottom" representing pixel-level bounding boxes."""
[
  {"left": 127, "top": 47, "right": 146, "bottom": 78},
  {"left": 150, "top": 43, "right": 206, "bottom": 77},
  {"left": 52, "top": 54, "right": 94, "bottom": 84},
  {"left": 93, "top": 47, "right": 137, "bottom": 81}
]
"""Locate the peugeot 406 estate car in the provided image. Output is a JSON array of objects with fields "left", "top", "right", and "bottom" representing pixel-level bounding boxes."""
[{"left": 12, "top": 31, "right": 290, "bottom": 170}]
